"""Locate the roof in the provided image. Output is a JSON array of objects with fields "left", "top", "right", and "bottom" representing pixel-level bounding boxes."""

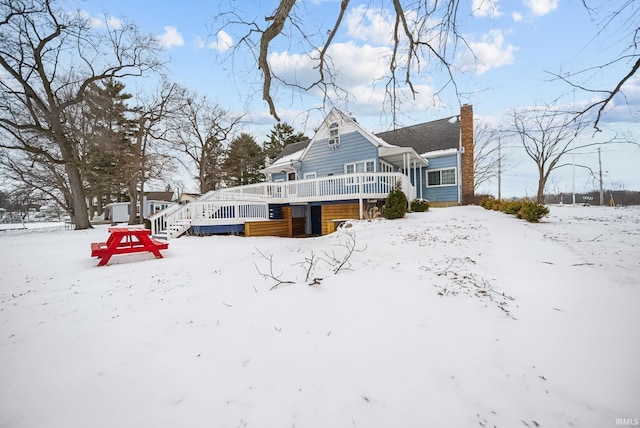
[
  {"left": 376, "top": 116, "right": 461, "bottom": 154},
  {"left": 144, "top": 191, "right": 174, "bottom": 202},
  {"left": 378, "top": 146, "right": 428, "bottom": 167},
  {"left": 272, "top": 139, "right": 311, "bottom": 163}
]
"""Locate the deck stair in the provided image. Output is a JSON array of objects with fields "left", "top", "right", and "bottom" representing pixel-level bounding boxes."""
[{"left": 150, "top": 191, "right": 270, "bottom": 239}]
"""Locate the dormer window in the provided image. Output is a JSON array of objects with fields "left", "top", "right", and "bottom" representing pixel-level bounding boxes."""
[{"left": 328, "top": 122, "right": 340, "bottom": 149}]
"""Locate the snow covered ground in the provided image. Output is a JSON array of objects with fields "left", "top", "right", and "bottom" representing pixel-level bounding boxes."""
[{"left": 1, "top": 205, "right": 638, "bottom": 427}]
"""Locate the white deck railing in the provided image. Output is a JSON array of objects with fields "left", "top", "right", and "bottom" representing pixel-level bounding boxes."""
[
  {"left": 150, "top": 172, "right": 414, "bottom": 238},
  {"left": 205, "top": 172, "right": 413, "bottom": 203}
]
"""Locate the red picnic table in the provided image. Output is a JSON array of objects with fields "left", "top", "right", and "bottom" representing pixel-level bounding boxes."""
[{"left": 91, "top": 226, "right": 168, "bottom": 266}]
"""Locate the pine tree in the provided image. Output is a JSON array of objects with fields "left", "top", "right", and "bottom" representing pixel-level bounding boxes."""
[
  {"left": 383, "top": 183, "right": 408, "bottom": 219},
  {"left": 81, "top": 79, "right": 135, "bottom": 216},
  {"left": 225, "top": 133, "right": 265, "bottom": 186},
  {"left": 263, "top": 122, "right": 307, "bottom": 165}
]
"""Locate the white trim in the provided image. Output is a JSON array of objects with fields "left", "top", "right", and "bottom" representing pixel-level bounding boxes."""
[
  {"left": 426, "top": 167, "right": 458, "bottom": 187},
  {"left": 299, "top": 108, "right": 393, "bottom": 163},
  {"left": 328, "top": 122, "right": 340, "bottom": 148},
  {"left": 303, "top": 172, "right": 317, "bottom": 179}
]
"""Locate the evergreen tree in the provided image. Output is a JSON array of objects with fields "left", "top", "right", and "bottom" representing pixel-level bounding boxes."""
[
  {"left": 201, "top": 136, "right": 227, "bottom": 192},
  {"left": 383, "top": 183, "right": 408, "bottom": 219},
  {"left": 81, "top": 79, "right": 135, "bottom": 215},
  {"left": 224, "top": 133, "right": 265, "bottom": 186},
  {"left": 263, "top": 122, "right": 307, "bottom": 165}
]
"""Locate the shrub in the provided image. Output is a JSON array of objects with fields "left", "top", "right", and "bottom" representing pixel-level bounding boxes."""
[
  {"left": 501, "top": 200, "right": 523, "bottom": 215},
  {"left": 481, "top": 196, "right": 550, "bottom": 223},
  {"left": 383, "top": 183, "right": 408, "bottom": 219},
  {"left": 516, "top": 200, "right": 550, "bottom": 223},
  {"left": 410, "top": 198, "right": 430, "bottom": 212},
  {"left": 480, "top": 197, "right": 502, "bottom": 211},
  {"left": 480, "top": 197, "right": 495, "bottom": 210},
  {"left": 473, "top": 193, "right": 494, "bottom": 205}
]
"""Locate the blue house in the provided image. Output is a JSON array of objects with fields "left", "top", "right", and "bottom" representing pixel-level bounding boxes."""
[{"left": 150, "top": 105, "right": 474, "bottom": 238}]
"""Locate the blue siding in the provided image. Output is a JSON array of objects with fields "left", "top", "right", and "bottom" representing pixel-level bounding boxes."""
[
  {"left": 300, "top": 131, "right": 379, "bottom": 177},
  {"left": 189, "top": 224, "right": 244, "bottom": 235},
  {"left": 427, "top": 155, "right": 457, "bottom": 169},
  {"left": 425, "top": 185, "right": 458, "bottom": 202},
  {"left": 422, "top": 154, "right": 459, "bottom": 202},
  {"left": 272, "top": 172, "right": 287, "bottom": 181}
]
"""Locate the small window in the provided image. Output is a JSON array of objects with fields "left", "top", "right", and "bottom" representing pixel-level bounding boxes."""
[
  {"left": 427, "top": 168, "right": 457, "bottom": 186},
  {"left": 328, "top": 122, "right": 340, "bottom": 148},
  {"left": 304, "top": 172, "right": 317, "bottom": 179},
  {"left": 365, "top": 160, "right": 375, "bottom": 173}
]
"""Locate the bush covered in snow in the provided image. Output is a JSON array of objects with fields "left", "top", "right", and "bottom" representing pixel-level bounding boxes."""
[{"left": 410, "top": 198, "right": 430, "bottom": 212}]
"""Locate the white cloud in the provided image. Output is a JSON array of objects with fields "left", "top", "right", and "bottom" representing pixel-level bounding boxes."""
[
  {"left": 472, "top": 0, "right": 503, "bottom": 18},
  {"left": 346, "top": 5, "right": 395, "bottom": 46},
  {"left": 157, "top": 26, "right": 184, "bottom": 49},
  {"left": 106, "top": 16, "right": 123, "bottom": 29},
  {"left": 512, "top": 11, "right": 523, "bottom": 22},
  {"left": 523, "top": 0, "right": 559, "bottom": 16},
  {"left": 208, "top": 31, "right": 233, "bottom": 53},
  {"left": 456, "top": 29, "right": 516, "bottom": 75},
  {"left": 269, "top": 41, "right": 392, "bottom": 91},
  {"left": 266, "top": 40, "right": 445, "bottom": 125},
  {"left": 77, "top": 10, "right": 121, "bottom": 29}
]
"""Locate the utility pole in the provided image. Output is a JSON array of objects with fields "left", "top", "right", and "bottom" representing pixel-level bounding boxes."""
[
  {"left": 572, "top": 141, "right": 576, "bottom": 205},
  {"left": 598, "top": 148, "right": 604, "bottom": 206},
  {"left": 498, "top": 137, "right": 502, "bottom": 200}
]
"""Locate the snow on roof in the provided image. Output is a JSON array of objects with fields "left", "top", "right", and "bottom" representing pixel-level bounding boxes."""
[
  {"left": 420, "top": 147, "right": 459, "bottom": 158},
  {"left": 270, "top": 149, "right": 304, "bottom": 167}
]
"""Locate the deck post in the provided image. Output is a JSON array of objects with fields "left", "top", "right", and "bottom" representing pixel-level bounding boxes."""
[{"left": 359, "top": 198, "right": 363, "bottom": 219}]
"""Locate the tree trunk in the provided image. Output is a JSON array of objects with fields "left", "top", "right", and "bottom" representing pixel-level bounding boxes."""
[
  {"left": 128, "top": 129, "right": 144, "bottom": 225},
  {"left": 536, "top": 174, "right": 546, "bottom": 204},
  {"left": 66, "top": 162, "right": 92, "bottom": 229},
  {"left": 56, "top": 135, "right": 91, "bottom": 229},
  {"left": 138, "top": 180, "right": 145, "bottom": 225},
  {"left": 127, "top": 175, "right": 138, "bottom": 225}
]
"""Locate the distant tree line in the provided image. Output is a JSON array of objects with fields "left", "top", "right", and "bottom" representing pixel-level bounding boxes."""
[{"left": 544, "top": 190, "right": 640, "bottom": 206}]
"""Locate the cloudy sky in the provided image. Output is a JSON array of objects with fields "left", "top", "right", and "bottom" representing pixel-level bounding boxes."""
[{"left": 79, "top": 0, "right": 639, "bottom": 197}]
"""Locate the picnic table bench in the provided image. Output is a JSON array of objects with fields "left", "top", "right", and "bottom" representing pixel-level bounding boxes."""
[{"left": 91, "top": 226, "right": 168, "bottom": 266}]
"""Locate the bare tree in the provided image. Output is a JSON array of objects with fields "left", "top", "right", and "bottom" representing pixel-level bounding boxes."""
[
  {"left": 473, "top": 123, "right": 508, "bottom": 195},
  {"left": 510, "top": 106, "right": 589, "bottom": 203},
  {"left": 170, "top": 94, "right": 242, "bottom": 194},
  {"left": 0, "top": 0, "right": 162, "bottom": 229},
  {"left": 0, "top": 147, "right": 73, "bottom": 216},
  {"left": 557, "top": 2, "right": 639, "bottom": 130},
  {"left": 127, "top": 79, "right": 186, "bottom": 224},
  {"left": 217, "top": 0, "right": 466, "bottom": 123}
]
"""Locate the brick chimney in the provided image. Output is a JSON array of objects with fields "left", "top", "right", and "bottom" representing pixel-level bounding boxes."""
[{"left": 460, "top": 104, "right": 475, "bottom": 205}]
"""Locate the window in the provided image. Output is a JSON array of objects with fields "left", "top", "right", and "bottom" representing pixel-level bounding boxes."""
[
  {"left": 304, "top": 172, "right": 317, "bottom": 179},
  {"left": 345, "top": 160, "right": 376, "bottom": 174},
  {"left": 345, "top": 160, "right": 376, "bottom": 184},
  {"left": 381, "top": 161, "right": 394, "bottom": 173},
  {"left": 328, "top": 122, "right": 340, "bottom": 148},
  {"left": 427, "top": 168, "right": 457, "bottom": 186}
]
